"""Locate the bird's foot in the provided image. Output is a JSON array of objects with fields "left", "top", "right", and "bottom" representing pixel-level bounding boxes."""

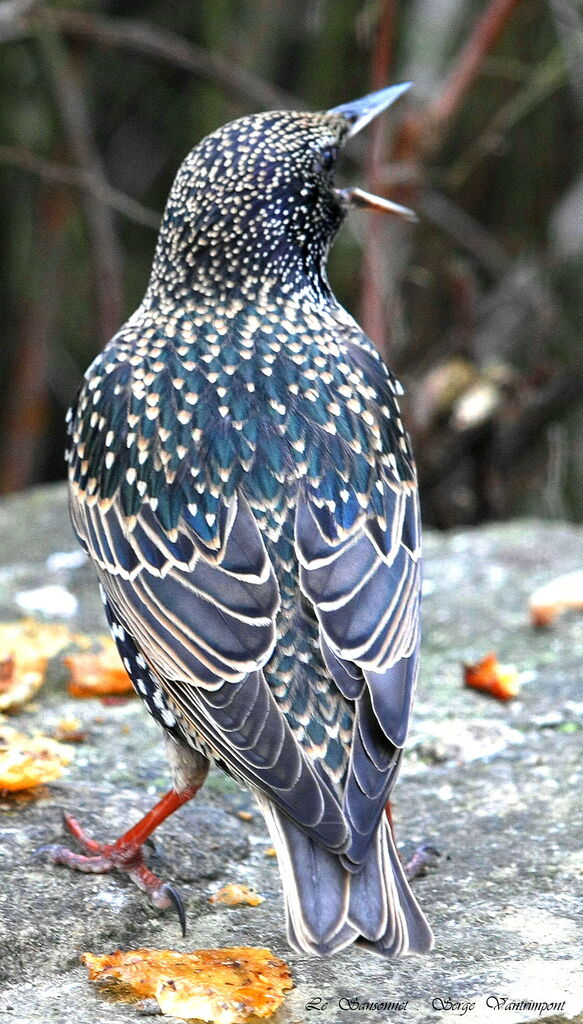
[
  {"left": 403, "top": 843, "right": 441, "bottom": 880},
  {"left": 37, "top": 786, "right": 200, "bottom": 934},
  {"left": 385, "top": 801, "right": 441, "bottom": 880},
  {"left": 40, "top": 811, "right": 186, "bottom": 928}
]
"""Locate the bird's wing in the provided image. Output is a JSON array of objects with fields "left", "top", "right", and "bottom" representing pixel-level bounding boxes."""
[
  {"left": 70, "top": 486, "right": 349, "bottom": 854},
  {"left": 296, "top": 339, "right": 422, "bottom": 866}
]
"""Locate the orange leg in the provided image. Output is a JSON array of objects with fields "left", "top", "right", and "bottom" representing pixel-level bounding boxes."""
[
  {"left": 39, "top": 785, "right": 201, "bottom": 933},
  {"left": 384, "top": 799, "right": 396, "bottom": 840}
]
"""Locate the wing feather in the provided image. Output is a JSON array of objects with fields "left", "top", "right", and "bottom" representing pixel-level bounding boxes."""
[
  {"left": 297, "top": 476, "right": 421, "bottom": 867},
  {"left": 161, "top": 675, "right": 348, "bottom": 849},
  {"left": 70, "top": 482, "right": 349, "bottom": 855}
]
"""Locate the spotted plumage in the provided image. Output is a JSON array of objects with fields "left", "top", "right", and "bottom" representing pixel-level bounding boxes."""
[{"left": 65, "top": 84, "right": 432, "bottom": 958}]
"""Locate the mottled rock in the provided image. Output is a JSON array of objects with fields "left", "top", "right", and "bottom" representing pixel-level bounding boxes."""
[{"left": 0, "top": 484, "right": 582, "bottom": 1023}]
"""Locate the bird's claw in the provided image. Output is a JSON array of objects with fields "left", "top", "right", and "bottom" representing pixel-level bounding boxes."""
[
  {"left": 159, "top": 883, "right": 187, "bottom": 937},
  {"left": 34, "top": 842, "right": 64, "bottom": 862},
  {"left": 403, "top": 843, "right": 441, "bottom": 880}
]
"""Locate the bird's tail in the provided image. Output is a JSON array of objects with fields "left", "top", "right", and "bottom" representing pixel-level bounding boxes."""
[{"left": 257, "top": 796, "right": 433, "bottom": 958}]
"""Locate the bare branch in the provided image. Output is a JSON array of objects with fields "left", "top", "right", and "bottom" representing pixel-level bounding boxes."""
[
  {"left": 0, "top": 144, "right": 161, "bottom": 229},
  {"left": 421, "top": 189, "right": 511, "bottom": 277},
  {"left": 13, "top": 7, "right": 301, "bottom": 113},
  {"left": 360, "top": 0, "right": 398, "bottom": 356},
  {"left": 429, "top": 0, "right": 525, "bottom": 139},
  {"left": 34, "top": 24, "right": 124, "bottom": 342},
  {"left": 549, "top": 0, "right": 583, "bottom": 114},
  {"left": 446, "top": 48, "right": 566, "bottom": 189}
]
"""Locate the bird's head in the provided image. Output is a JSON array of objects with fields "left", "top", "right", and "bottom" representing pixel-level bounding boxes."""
[{"left": 149, "top": 83, "right": 413, "bottom": 303}]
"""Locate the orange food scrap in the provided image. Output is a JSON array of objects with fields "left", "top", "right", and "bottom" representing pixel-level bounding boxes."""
[
  {"left": 529, "top": 570, "right": 583, "bottom": 628},
  {"left": 209, "top": 883, "right": 264, "bottom": 907},
  {"left": 64, "top": 637, "right": 133, "bottom": 698},
  {"left": 0, "top": 620, "right": 72, "bottom": 712},
  {"left": 237, "top": 810, "right": 253, "bottom": 822},
  {"left": 265, "top": 847, "right": 277, "bottom": 858},
  {"left": 52, "top": 717, "right": 87, "bottom": 743},
  {"left": 0, "top": 725, "right": 73, "bottom": 792},
  {"left": 81, "top": 946, "right": 293, "bottom": 1023},
  {"left": 463, "top": 653, "right": 520, "bottom": 702}
]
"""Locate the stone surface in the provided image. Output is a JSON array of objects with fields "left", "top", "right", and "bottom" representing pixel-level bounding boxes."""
[{"left": 0, "top": 483, "right": 582, "bottom": 1024}]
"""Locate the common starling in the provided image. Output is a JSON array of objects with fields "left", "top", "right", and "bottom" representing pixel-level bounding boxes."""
[{"left": 50, "top": 83, "right": 433, "bottom": 958}]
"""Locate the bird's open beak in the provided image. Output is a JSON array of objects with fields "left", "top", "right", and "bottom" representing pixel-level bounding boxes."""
[{"left": 329, "top": 83, "right": 416, "bottom": 223}]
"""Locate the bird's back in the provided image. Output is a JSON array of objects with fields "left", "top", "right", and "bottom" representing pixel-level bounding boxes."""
[{"left": 69, "top": 284, "right": 414, "bottom": 766}]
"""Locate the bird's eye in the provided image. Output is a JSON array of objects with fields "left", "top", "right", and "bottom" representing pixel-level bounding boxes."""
[{"left": 313, "top": 146, "right": 337, "bottom": 175}]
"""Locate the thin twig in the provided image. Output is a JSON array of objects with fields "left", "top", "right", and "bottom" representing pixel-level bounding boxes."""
[
  {"left": 429, "top": 0, "right": 525, "bottom": 137},
  {"left": 446, "top": 48, "right": 566, "bottom": 189},
  {"left": 420, "top": 189, "right": 511, "bottom": 278},
  {"left": 34, "top": 24, "right": 124, "bottom": 343},
  {"left": 360, "top": 0, "right": 397, "bottom": 356},
  {"left": 0, "top": 144, "right": 161, "bottom": 229},
  {"left": 392, "top": 0, "right": 526, "bottom": 170},
  {"left": 16, "top": 7, "right": 301, "bottom": 112},
  {"left": 549, "top": 0, "right": 583, "bottom": 114},
  {"left": 0, "top": 186, "right": 66, "bottom": 495}
]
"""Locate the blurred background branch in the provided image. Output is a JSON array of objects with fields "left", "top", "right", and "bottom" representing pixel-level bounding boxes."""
[
  {"left": 1, "top": 0, "right": 582, "bottom": 527},
  {"left": 427, "top": 0, "right": 525, "bottom": 143},
  {"left": 0, "top": 144, "right": 161, "bottom": 226},
  {"left": 33, "top": 19, "right": 124, "bottom": 341}
]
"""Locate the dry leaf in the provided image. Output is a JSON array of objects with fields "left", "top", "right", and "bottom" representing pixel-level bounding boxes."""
[
  {"left": 0, "top": 725, "right": 73, "bottom": 791},
  {"left": 0, "top": 620, "right": 72, "bottom": 712},
  {"left": 64, "top": 637, "right": 133, "bottom": 698},
  {"left": 81, "top": 946, "right": 293, "bottom": 1023},
  {"left": 529, "top": 570, "right": 583, "bottom": 628},
  {"left": 463, "top": 653, "right": 520, "bottom": 702},
  {"left": 0, "top": 620, "right": 73, "bottom": 660},
  {"left": 0, "top": 652, "right": 46, "bottom": 712},
  {"left": 209, "top": 883, "right": 264, "bottom": 907}
]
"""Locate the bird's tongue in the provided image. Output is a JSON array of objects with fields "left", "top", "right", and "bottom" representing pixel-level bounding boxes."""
[{"left": 334, "top": 186, "right": 417, "bottom": 223}]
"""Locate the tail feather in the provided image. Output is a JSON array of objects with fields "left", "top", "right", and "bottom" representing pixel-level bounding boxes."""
[
  {"left": 382, "top": 824, "right": 434, "bottom": 954},
  {"left": 260, "top": 793, "right": 350, "bottom": 948},
  {"left": 257, "top": 796, "right": 433, "bottom": 959},
  {"left": 345, "top": 826, "right": 389, "bottom": 941}
]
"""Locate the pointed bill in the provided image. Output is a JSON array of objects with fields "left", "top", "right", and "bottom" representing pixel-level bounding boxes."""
[
  {"left": 329, "top": 83, "right": 416, "bottom": 222},
  {"left": 328, "top": 82, "right": 412, "bottom": 139}
]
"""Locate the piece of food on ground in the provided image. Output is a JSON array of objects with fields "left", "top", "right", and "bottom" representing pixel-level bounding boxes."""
[{"left": 81, "top": 946, "right": 293, "bottom": 1023}]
